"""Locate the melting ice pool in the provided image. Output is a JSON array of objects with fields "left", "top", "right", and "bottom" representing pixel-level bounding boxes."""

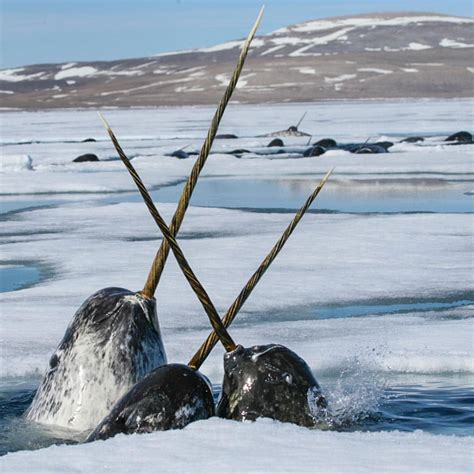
[
  {"left": 1, "top": 376, "right": 473, "bottom": 456},
  {"left": 1, "top": 177, "right": 472, "bottom": 216},
  {"left": 109, "top": 177, "right": 473, "bottom": 214},
  {"left": 0, "top": 264, "right": 43, "bottom": 293}
]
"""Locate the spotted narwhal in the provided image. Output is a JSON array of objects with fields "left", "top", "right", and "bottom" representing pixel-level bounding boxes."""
[
  {"left": 25, "top": 7, "right": 262, "bottom": 433},
  {"left": 217, "top": 344, "right": 327, "bottom": 427},
  {"left": 259, "top": 112, "right": 311, "bottom": 137}
]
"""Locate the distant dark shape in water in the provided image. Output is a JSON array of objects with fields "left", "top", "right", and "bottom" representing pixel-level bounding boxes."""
[
  {"left": 169, "top": 150, "right": 189, "bottom": 159},
  {"left": 400, "top": 136, "right": 424, "bottom": 143},
  {"left": 217, "top": 344, "right": 328, "bottom": 427},
  {"left": 375, "top": 141, "right": 394, "bottom": 151},
  {"left": 444, "top": 131, "right": 473, "bottom": 144},
  {"left": 25, "top": 288, "right": 166, "bottom": 431},
  {"left": 216, "top": 133, "right": 239, "bottom": 139},
  {"left": 81, "top": 138, "right": 97, "bottom": 143},
  {"left": 73, "top": 153, "right": 99, "bottom": 162},
  {"left": 314, "top": 138, "right": 337, "bottom": 148},
  {"left": 229, "top": 149, "right": 251, "bottom": 157},
  {"left": 268, "top": 138, "right": 284, "bottom": 147},
  {"left": 340, "top": 142, "right": 391, "bottom": 154},
  {"left": 303, "top": 145, "right": 326, "bottom": 157},
  {"left": 354, "top": 145, "right": 387, "bottom": 154},
  {"left": 87, "top": 364, "right": 214, "bottom": 441}
]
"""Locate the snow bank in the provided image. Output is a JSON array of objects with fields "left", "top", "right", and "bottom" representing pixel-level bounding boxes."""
[
  {"left": 1, "top": 419, "right": 472, "bottom": 473},
  {"left": 0, "top": 155, "right": 33, "bottom": 171}
]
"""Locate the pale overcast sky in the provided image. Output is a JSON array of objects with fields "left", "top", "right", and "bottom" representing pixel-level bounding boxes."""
[{"left": 1, "top": 0, "right": 472, "bottom": 68}]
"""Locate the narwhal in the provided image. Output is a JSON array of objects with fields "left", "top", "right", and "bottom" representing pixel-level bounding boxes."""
[
  {"left": 25, "top": 8, "right": 263, "bottom": 432},
  {"left": 87, "top": 114, "right": 332, "bottom": 439},
  {"left": 259, "top": 112, "right": 311, "bottom": 137}
]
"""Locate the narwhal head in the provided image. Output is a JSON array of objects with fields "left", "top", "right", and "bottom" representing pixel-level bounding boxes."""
[
  {"left": 217, "top": 344, "right": 327, "bottom": 427},
  {"left": 87, "top": 363, "right": 215, "bottom": 441},
  {"left": 26, "top": 287, "right": 166, "bottom": 431}
]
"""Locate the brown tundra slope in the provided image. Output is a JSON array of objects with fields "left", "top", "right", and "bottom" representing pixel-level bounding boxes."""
[{"left": 1, "top": 12, "right": 473, "bottom": 109}]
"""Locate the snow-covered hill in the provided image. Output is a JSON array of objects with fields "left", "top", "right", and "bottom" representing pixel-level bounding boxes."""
[{"left": 1, "top": 12, "right": 473, "bottom": 108}]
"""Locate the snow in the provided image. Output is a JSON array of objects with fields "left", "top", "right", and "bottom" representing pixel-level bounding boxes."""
[
  {"left": 0, "top": 68, "right": 46, "bottom": 82},
  {"left": 406, "top": 42, "right": 432, "bottom": 50},
  {"left": 296, "top": 67, "right": 317, "bottom": 75},
  {"left": 2, "top": 419, "right": 472, "bottom": 473},
  {"left": 358, "top": 68, "right": 392, "bottom": 74},
  {"left": 273, "top": 15, "right": 474, "bottom": 34},
  {"left": 54, "top": 67, "right": 143, "bottom": 81},
  {"left": 325, "top": 74, "right": 357, "bottom": 83},
  {"left": 0, "top": 100, "right": 473, "bottom": 470},
  {"left": 54, "top": 67, "right": 98, "bottom": 80},
  {"left": 440, "top": 38, "right": 474, "bottom": 48},
  {"left": 0, "top": 154, "right": 33, "bottom": 171}
]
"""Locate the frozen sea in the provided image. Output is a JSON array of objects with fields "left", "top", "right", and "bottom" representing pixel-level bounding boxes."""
[{"left": 0, "top": 100, "right": 473, "bottom": 473}]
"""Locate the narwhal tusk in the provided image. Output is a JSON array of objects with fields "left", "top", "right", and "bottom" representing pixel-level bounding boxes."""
[
  {"left": 355, "top": 136, "right": 371, "bottom": 154},
  {"left": 296, "top": 111, "right": 307, "bottom": 129},
  {"left": 98, "top": 112, "right": 237, "bottom": 353},
  {"left": 188, "top": 168, "right": 333, "bottom": 370},
  {"left": 141, "top": 6, "right": 264, "bottom": 298}
]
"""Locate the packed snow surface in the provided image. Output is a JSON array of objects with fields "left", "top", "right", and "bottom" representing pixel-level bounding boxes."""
[{"left": 0, "top": 100, "right": 473, "bottom": 472}]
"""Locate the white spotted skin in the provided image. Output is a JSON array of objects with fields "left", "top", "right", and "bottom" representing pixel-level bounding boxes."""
[{"left": 25, "top": 288, "right": 166, "bottom": 432}]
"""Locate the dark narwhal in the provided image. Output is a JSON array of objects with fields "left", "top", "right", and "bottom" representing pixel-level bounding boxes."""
[
  {"left": 217, "top": 344, "right": 327, "bottom": 427},
  {"left": 87, "top": 364, "right": 215, "bottom": 441},
  {"left": 26, "top": 7, "right": 263, "bottom": 433}
]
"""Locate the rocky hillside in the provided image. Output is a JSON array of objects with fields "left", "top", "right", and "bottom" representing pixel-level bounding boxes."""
[{"left": 1, "top": 12, "right": 473, "bottom": 108}]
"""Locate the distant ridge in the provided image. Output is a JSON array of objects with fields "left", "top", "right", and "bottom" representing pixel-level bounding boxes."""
[{"left": 1, "top": 12, "right": 473, "bottom": 109}]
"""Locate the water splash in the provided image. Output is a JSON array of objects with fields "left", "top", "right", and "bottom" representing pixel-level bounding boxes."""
[{"left": 314, "top": 355, "right": 387, "bottom": 429}]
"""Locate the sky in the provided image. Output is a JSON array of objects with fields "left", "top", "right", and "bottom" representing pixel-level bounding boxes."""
[{"left": 1, "top": 0, "right": 473, "bottom": 68}]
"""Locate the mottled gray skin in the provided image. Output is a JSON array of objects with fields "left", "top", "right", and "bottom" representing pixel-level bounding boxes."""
[
  {"left": 217, "top": 344, "right": 327, "bottom": 427},
  {"left": 87, "top": 364, "right": 214, "bottom": 441},
  {"left": 26, "top": 287, "right": 166, "bottom": 431},
  {"left": 262, "top": 126, "right": 311, "bottom": 137}
]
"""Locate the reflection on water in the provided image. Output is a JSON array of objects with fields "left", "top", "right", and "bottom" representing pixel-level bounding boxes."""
[
  {"left": 113, "top": 177, "right": 474, "bottom": 214},
  {"left": 1, "top": 177, "right": 472, "bottom": 216}
]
